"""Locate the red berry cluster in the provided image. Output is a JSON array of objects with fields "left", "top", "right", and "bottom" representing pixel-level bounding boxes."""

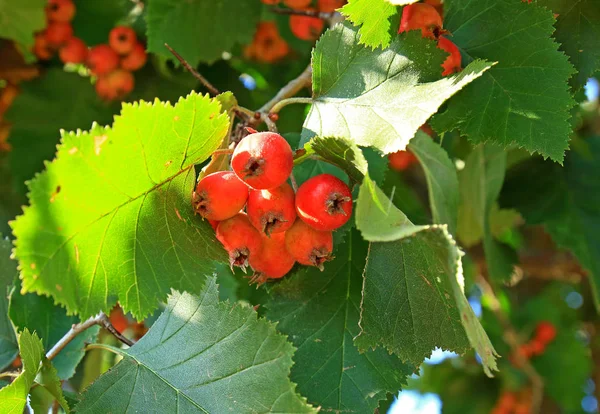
[
  {"left": 491, "top": 389, "right": 533, "bottom": 414},
  {"left": 513, "top": 321, "right": 557, "bottom": 362},
  {"left": 32, "top": 0, "right": 147, "bottom": 101},
  {"left": 193, "top": 130, "right": 353, "bottom": 284},
  {"left": 398, "top": 2, "right": 462, "bottom": 77}
]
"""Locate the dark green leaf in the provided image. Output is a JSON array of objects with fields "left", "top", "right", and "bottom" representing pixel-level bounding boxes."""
[
  {"left": 71, "top": 0, "right": 132, "bottom": 46},
  {"left": 0, "top": 0, "right": 46, "bottom": 51},
  {"left": 309, "top": 136, "right": 369, "bottom": 183}
]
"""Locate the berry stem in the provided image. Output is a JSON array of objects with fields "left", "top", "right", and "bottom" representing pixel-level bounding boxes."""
[
  {"left": 258, "top": 65, "right": 312, "bottom": 114},
  {"left": 269, "top": 97, "right": 313, "bottom": 115},
  {"left": 289, "top": 172, "right": 298, "bottom": 192},
  {"left": 164, "top": 43, "right": 220, "bottom": 96}
]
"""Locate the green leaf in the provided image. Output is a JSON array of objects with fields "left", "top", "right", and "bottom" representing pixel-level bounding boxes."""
[
  {"left": 458, "top": 145, "right": 516, "bottom": 281},
  {"left": 10, "top": 281, "right": 99, "bottom": 380},
  {"left": 266, "top": 229, "right": 415, "bottom": 412},
  {"left": 539, "top": 0, "right": 600, "bottom": 89},
  {"left": 146, "top": 0, "right": 261, "bottom": 66},
  {"left": 309, "top": 136, "right": 369, "bottom": 183},
  {"left": 71, "top": 0, "right": 132, "bottom": 46},
  {"left": 75, "top": 278, "right": 315, "bottom": 413},
  {"left": 11, "top": 92, "right": 230, "bottom": 319},
  {"left": 408, "top": 131, "right": 459, "bottom": 235},
  {"left": 6, "top": 69, "right": 120, "bottom": 197},
  {"left": 355, "top": 177, "right": 498, "bottom": 375},
  {"left": 0, "top": 329, "right": 68, "bottom": 413},
  {"left": 500, "top": 137, "right": 600, "bottom": 311},
  {"left": 431, "top": 0, "right": 576, "bottom": 162},
  {"left": 303, "top": 23, "right": 493, "bottom": 154},
  {"left": 0, "top": 237, "right": 18, "bottom": 371},
  {"left": 340, "top": 0, "right": 399, "bottom": 49},
  {"left": 0, "top": 0, "right": 46, "bottom": 50}
]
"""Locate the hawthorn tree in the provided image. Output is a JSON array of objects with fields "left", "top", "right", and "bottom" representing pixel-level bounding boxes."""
[{"left": 0, "top": 0, "right": 598, "bottom": 413}]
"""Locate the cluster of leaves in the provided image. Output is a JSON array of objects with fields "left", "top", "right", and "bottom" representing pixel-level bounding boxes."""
[{"left": 0, "top": 0, "right": 599, "bottom": 412}]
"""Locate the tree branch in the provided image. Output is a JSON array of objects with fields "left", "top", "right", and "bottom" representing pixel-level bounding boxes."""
[
  {"left": 164, "top": 43, "right": 220, "bottom": 96},
  {"left": 46, "top": 311, "right": 134, "bottom": 361},
  {"left": 258, "top": 65, "right": 313, "bottom": 114}
]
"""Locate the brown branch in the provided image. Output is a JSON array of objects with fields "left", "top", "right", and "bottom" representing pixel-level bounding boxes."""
[
  {"left": 477, "top": 276, "right": 544, "bottom": 414},
  {"left": 258, "top": 65, "right": 313, "bottom": 114},
  {"left": 164, "top": 43, "right": 220, "bottom": 96}
]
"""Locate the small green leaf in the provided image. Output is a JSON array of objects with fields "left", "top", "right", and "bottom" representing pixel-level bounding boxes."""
[
  {"left": 12, "top": 92, "right": 230, "bottom": 319},
  {"left": 76, "top": 278, "right": 315, "bottom": 413},
  {"left": 304, "top": 23, "right": 493, "bottom": 154},
  {"left": 340, "top": 0, "right": 399, "bottom": 49},
  {"left": 266, "top": 230, "right": 415, "bottom": 412},
  {"left": 0, "top": 237, "right": 18, "bottom": 371},
  {"left": 146, "top": 0, "right": 261, "bottom": 65},
  {"left": 0, "top": 0, "right": 46, "bottom": 50}
]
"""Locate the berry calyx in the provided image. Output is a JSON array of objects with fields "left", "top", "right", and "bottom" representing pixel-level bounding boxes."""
[
  {"left": 285, "top": 219, "right": 333, "bottom": 270},
  {"left": 247, "top": 182, "right": 296, "bottom": 235},
  {"left": 388, "top": 150, "right": 417, "bottom": 171},
  {"left": 59, "top": 37, "right": 87, "bottom": 64},
  {"left": 438, "top": 36, "right": 462, "bottom": 76},
  {"left": 216, "top": 213, "right": 263, "bottom": 270},
  {"left": 535, "top": 321, "right": 556, "bottom": 344},
  {"left": 193, "top": 171, "right": 249, "bottom": 221},
  {"left": 45, "top": 22, "right": 74, "bottom": 47},
  {"left": 109, "top": 26, "right": 137, "bottom": 55},
  {"left": 398, "top": 3, "right": 444, "bottom": 40},
  {"left": 295, "top": 174, "right": 352, "bottom": 231},
  {"left": 290, "top": 12, "right": 325, "bottom": 41},
  {"left": 121, "top": 42, "right": 147, "bottom": 71},
  {"left": 87, "top": 45, "right": 120, "bottom": 75},
  {"left": 231, "top": 131, "right": 293, "bottom": 190},
  {"left": 46, "top": 0, "right": 76, "bottom": 23},
  {"left": 249, "top": 232, "right": 296, "bottom": 283}
]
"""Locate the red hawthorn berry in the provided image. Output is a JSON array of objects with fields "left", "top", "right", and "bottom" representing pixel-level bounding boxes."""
[
  {"left": 283, "top": 0, "right": 311, "bottom": 7},
  {"left": 87, "top": 44, "right": 120, "bottom": 75},
  {"left": 388, "top": 150, "right": 418, "bottom": 171},
  {"left": 318, "top": 0, "right": 345, "bottom": 12},
  {"left": 528, "top": 338, "right": 546, "bottom": 356},
  {"left": 497, "top": 392, "right": 517, "bottom": 410},
  {"left": 11, "top": 355, "right": 22, "bottom": 368},
  {"left": 231, "top": 131, "right": 293, "bottom": 190},
  {"left": 249, "top": 232, "right": 296, "bottom": 283},
  {"left": 109, "top": 26, "right": 137, "bottom": 55},
  {"left": 121, "top": 42, "right": 147, "bottom": 71},
  {"left": 33, "top": 34, "right": 52, "bottom": 60},
  {"left": 95, "top": 70, "right": 135, "bottom": 100},
  {"left": 516, "top": 343, "right": 534, "bottom": 360},
  {"left": 208, "top": 220, "right": 220, "bottom": 230},
  {"left": 59, "top": 37, "right": 87, "bottom": 64},
  {"left": 285, "top": 219, "right": 333, "bottom": 270},
  {"left": 424, "top": 0, "right": 444, "bottom": 16},
  {"left": 514, "top": 402, "right": 532, "bottom": 414},
  {"left": 289, "top": 12, "right": 325, "bottom": 41},
  {"left": 244, "top": 22, "right": 289, "bottom": 63},
  {"left": 535, "top": 321, "right": 557, "bottom": 344},
  {"left": 45, "top": 22, "right": 74, "bottom": 47},
  {"left": 46, "top": 0, "right": 76, "bottom": 23},
  {"left": 216, "top": 213, "right": 263, "bottom": 269},
  {"left": 398, "top": 3, "right": 444, "bottom": 40},
  {"left": 193, "top": 171, "right": 249, "bottom": 221},
  {"left": 295, "top": 174, "right": 352, "bottom": 231},
  {"left": 109, "top": 306, "right": 129, "bottom": 333},
  {"left": 247, "top": 182, "right": 296, "bottom": 235},
  {"left": 438, "top": 36, "right": 462, "bottom": 76}
]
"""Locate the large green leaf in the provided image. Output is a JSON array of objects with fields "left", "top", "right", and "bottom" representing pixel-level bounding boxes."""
[
  {"left": 0, "top": 329, "right": 68, "bottom": 413},
  {"left": 303, "top": 23, "right": 493, "bottom": 154},
  {"left": 11, "top": 92, "right": 230, "bottom": 319},
  {"left": 0, "top": 237, "right": 18, "bottom": 371},
  {"left": 340, "top": 0, "right": 399, "bottom": 49},
  {"left": 76, "top": 278, "right": 315, "bottom": 413},
  {"left": 431, "top": 0, "right": 576, "bottom": 162},
  {"left": 146, "top": 0, "right": 261, "bottom": 66},
  {"left": 10, "top": 281, "right": 99, "bottom": 380},
  {"left": 539, "top": 0, "right": 600, "bottom": 89},
  {"left": 458, "top": 145, "right": 516, "bottom": 281},
  {"left": 355, "top": 177, "right": 498, "bottom": 375},
  {"left": 0, "top": 0, "right": 46, "bottom": 50},
  {"left": 500, "top": 137, "right": 600, "bottom": 310},
  {"left": 266, "top": 230, "right": 415, "bottom": 412}
]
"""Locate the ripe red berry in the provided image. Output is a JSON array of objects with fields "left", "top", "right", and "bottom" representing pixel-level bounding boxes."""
[
  {"left": 528, "top": 338, "right": 546, "bottom": 356},
  {"left": 208, "top": 220, "right": 219, "bottom": 230},
  {"left": 33, "top": 34, "right": 52, "bottom": 60},
  {"left": 535, "top": 321, "right": 557, "bottom": 344},
  {"left": 438, "top": 36, "right": 462, "bottom": 76},
  {"left": 289, "top": 13, "right": 325, "bottom": 41},
  {"left": 45, "top": 22, "right": 74, "bottom": 47},
  {"left": 250, "top": 232, "right": 296, "bottom": 283},
  {"left": 95, "top": 70, "right": 135, "bottom": 100},
  {"left": 247, "top": 182, "right": 296, "bottom": 235},
  {"left": 424, "top": 0, "right": 443, "bottom": 16},
  {"left": 231, "top": 131, "right": 293, "bottom": 190},
  {"left": 318, "top": 0, "right": 345, "bottom": 12},
  {"left": 284, "top": 0, "right": 311, "bottom": 7},
  {"left": 216, "top": 213, "right": 263, "bottom": 269},
  {"left": 398, "top": 3, "right": 444, "bottom": 39},
  {"left": 87, "top": 44, "right": 120, "bottom": 75},
  {"left": 497, "top": 392, "right": 517, "bottom": 410},
  {"left": 388, "top": 150, "right": 418, "bottom": 171},
  {"left": 285, "top": 219, "right": 333, "bottom": 270},
  {"left": 109, "top": 26, "right": 137, "bottom": 55},
  {"left": 121, "top": 42, "right": 147, "bottom": 71},
  {"left": 193, "top": 171, "right": 249, "bottom": 221},
  {"left": 295, "top": 174, "right": 352, "bottom": 231},
  {"left": 59, "top": 37, "right": 87, "bottom": 64},
  {"left": 46, "top": 0, "right": 76, "bottom": 23}
]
